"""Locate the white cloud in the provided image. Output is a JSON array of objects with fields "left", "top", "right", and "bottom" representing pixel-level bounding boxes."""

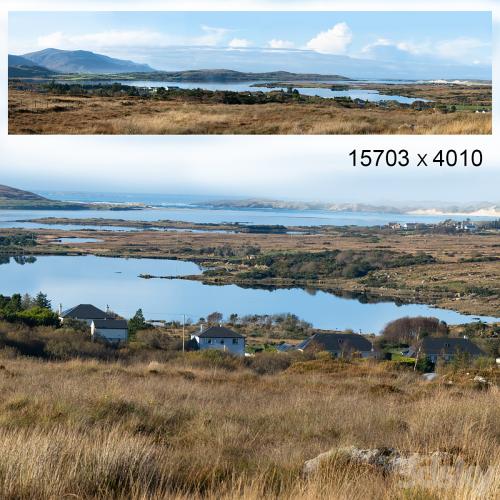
[
  {"left": 434, "top": 37, "right": 489, "bottom": 61},
  {"left": 36, "top": 25, "right": 231, "bottom": 51},
  {"left": 38, "top": 30, "right": 170, "bottom": 49},
  {"left": 228, "top": 38, "right": 251, "bottom": 48},
  {"left": 196, "top": 25, "right": 230, "bottom": 46},
  {"left": 267, "top": 39, "right": 294, "bottom": 49},
  {"left": 362, "top": 36, "right": 490, "bottom": 64},
  {"left": 306, "top": 22, "right": 352, "bottom": 55}
]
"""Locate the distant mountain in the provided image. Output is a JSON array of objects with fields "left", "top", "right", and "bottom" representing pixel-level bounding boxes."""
[
  {"left": 202, "top": 198, "right": 500, "bottom": 216},
  {"left": 0, "top": 184, "right": 48, "bottom": 201},
  {"left": 0, "top": 184, "right": 145, "bottom": 210},
  {"left": 141, "top": 69, "right": 348, "bottom": 82},
  {"left": 142, "top": 47, "right": 491, "bottom": 81},
  {"left": 8, "top": 54, "right": 56, "bottom": 78},
  {"left": 70, "top": 68, "right": 349, "bottom": 83},
  {"left": 21, "top": 48, "right": 155, "bottom": 74}
]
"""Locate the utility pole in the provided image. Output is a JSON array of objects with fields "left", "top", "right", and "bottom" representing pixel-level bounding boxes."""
[
  {"left": 182, "top": 313, "right": 186, "bottom": 353},
  {"left": 414, "top": 327, "right": 421, "bottom": 372}
]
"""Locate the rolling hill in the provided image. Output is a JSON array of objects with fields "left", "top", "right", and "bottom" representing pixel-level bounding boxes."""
[
  {"left": 0, "top": 184, "right": 144, "bottom": 210},
  {"left": 8, "top": 55, "right": 56, "bottom": 78},
  {"left": 21, "top": 48, "right": 155, "bottom": 74},
  {"left": 0, "top": 184, "right": 48, "bottom": 201}
]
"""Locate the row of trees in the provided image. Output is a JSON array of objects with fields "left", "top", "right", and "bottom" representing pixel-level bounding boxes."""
[{"left": 0, "top": 292, "right": 59, "bottom": 326}]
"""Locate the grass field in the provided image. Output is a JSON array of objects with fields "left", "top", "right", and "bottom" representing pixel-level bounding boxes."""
[
  {"left": 8, "top": 89, "right": 492, "bottom": 135},
  {"left": 0, "top": 352, "right": 498, "bottom": 499}
]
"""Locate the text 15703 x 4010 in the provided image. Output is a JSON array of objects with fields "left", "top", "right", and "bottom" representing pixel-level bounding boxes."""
[{"left": 349, "top": 149, "right": 483, "bottom": 167}]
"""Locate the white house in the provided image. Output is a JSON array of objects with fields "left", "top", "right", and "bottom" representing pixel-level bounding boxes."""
[
  {"left": 59, "top": 304, "right": 109, "bottom": 325},
  {"left": 190, "top": 326, "right": 245, "bottom": 356},
  {"left": 91, "top": 319, "right": 128, "bottom": 344}
]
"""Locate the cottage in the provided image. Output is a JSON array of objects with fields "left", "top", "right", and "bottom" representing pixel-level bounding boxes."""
[
  {"left": 59, "top": 304, "right": 109, "bottom": 325},
  {"left": 296, "top": 333, "right": 375, "bottom": 358},
  {"left": 409, "top": 337, "right": 484, "bottom": 363},
  {"left": 190, "top": 326, "right": 245, "bottom": 356},
  {"left": 91, "top": 319, "right": 128, "bottom": 344}
]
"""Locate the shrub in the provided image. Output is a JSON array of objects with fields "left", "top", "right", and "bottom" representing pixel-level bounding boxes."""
[
  {"left": 246, "top": 352, "right": 294, "bottom": 375},
  {"left": 185, "top": 350, "right": 243, "bottom": 371}
]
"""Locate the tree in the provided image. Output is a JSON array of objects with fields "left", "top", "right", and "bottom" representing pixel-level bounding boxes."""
[
  {"left": 207, "top": 312, "right": 223, "bottom": 325},
  {"left": 21, "top": 293, "right": 35, "bottom": 310},
  {"left": 35, "top": 292, "right": 51, "bottom": 310},
  {"left": 381, "top": 316, "right": 449, "bottom": 345},
  {"left": 128, "top": 309, "right": 148, "bottom": 335}
]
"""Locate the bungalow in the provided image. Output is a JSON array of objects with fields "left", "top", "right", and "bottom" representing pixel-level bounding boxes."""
[
  {"left": 190, "top": 326, "right": 245, "bottom": 356},
  {"left": 409, "top": 337, "right": 484, "bottom": 363},
  {"left": 296, "top": 333, "right": 375, "bottom": 358},
  {"left": 91, "top": 319, "right": 128, "bottom": 344},
  {"left": 59, "top": 304, "right": 109, "bottom": 325}
]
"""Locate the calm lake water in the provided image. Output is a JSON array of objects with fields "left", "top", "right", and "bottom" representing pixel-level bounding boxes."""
[
  {"left": 103, "top": 80, "right": 426, "bottom": 104},
  {"left": 0, "top": 255, "right": 496, "bottom": 332},
  {"left": 55, "top": 238, "right": 103, "bottom": 244},
  {"left": 0, "top": 208, "right": 491, "bottom": 231}
]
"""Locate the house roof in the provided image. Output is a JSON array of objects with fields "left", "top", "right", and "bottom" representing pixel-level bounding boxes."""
[
  {"left": 198, "top": 326, "right": 244, "bottom": 339},
  {"left": 297, "top": 333, "right": 373, "bottom": 352},
  {"left": 419, "top": 337, "right": 484, "bottom": 356},
  {"left": 276, "top": 343, "right": 295, "bottom": 352},
  {"left": 61, "top": 304, "right": 108, "bottom": 319},
  {"left": 92, "top": 319, "right": 128, "bottom": 330}
]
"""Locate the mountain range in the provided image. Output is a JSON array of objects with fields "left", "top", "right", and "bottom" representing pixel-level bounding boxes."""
[
  {"left": 9, "top": 48, "right": 154, "bottom": 75},
  {"left": 8, "top": 54, "right": 56, "bottom": 78},
  {"left": 8, "top": 46, "right": 492, "bottom": 80}
]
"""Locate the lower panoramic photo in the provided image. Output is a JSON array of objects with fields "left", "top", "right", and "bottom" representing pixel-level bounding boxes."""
[
  {"left": 8, "top": 11, "right": 492, "bottom": 135},
  {"left": 0, "top": 169, "right": 499, "bottom": 497}
]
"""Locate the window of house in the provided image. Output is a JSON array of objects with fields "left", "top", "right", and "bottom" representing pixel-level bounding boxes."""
[
  {"left": 232, "top": 339, "right": 238, "bottom": 344},
  {"left": 220, "top": 340, "right": 224, "bottom": 344},
  {"left": 207, "top": 339, "right": 212, "bottom": 344}
]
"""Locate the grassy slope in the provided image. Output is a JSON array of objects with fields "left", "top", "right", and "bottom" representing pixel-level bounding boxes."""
[
  {"left": 0, "top": 353, "right": 498, "bottom": 499},
  {"left": 8, "top": 89, "right": 492, "bottom": 135}
]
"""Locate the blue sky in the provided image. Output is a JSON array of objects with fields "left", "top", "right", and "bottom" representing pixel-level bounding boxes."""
[{"left": 9, "top": 11, "right": 492, "bottom": 72}]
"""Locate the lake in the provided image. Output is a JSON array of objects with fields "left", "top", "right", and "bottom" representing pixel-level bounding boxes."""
[
  {"left": 0, "top": 207, "right": 491, "bottom": 231},
  {"left": 97, "top": 80, "right": 426, "bottom": 104},
  {"left": 0, "top": 255, "right": 496, "bottom": 332}
]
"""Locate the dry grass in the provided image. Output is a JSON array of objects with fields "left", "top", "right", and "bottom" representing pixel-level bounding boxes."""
[
  {"left": 8, "top": 90, "right": 492, "bottom": 135},
  {"left": 0, "top": 355, "right": 498, "bottom": 498}
]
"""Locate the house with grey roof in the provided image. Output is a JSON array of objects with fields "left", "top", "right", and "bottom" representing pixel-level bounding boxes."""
[
  {"left": 59, "top": 304, "right": 109, "bottom": 325},
  {"left": 409, "top": 337, "right": 484, "bottom": 363},
  {"left": 296, "top": 333, "right": 375, "bottom": 358},
  {"left": 91, "top": 319, "right": 128, "bottom": 344},
  {"left": 190, "top": 325, "right": 245, "bottom": 356}
]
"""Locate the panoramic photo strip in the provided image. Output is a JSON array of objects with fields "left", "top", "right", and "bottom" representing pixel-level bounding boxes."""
[
  {"left": 8, "top": 11, "right": 492, "bottom": 135},
  {"left": 1, "top": 1, "right": 499, "bottom": 498}
]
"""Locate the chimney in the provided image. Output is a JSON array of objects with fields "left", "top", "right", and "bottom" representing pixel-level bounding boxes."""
[
  {"left": 200, "top": 323, "right": 204, "bottom": 333},
  {"left": 58, "top": 303, "right": 62, "bottom": 315},
  {"left": 106, "top": 304, "right": 110, "bottom": 317}
]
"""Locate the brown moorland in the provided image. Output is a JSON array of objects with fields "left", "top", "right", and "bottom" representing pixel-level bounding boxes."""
[
  {"left": 8, "top": 89, "right": 491, "bottom": 135},
  {"left": 0, "top": 350, "right": 498, "bottom": 499}
]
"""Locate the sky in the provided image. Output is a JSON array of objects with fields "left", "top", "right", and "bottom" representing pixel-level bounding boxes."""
[
  {"left": 2, "top": 2, "right": 499, "bottom": 203},
  {"left": 8, "top": 11, "right": 492, "bottom": 76}
]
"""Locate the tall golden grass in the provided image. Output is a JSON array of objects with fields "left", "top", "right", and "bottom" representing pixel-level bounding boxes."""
[
  {"left": 8, "top": 90, "right": 492, "bottom": 135},
  {"left": 0, "top": 355, "right": 498, "bottom": 498}
]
